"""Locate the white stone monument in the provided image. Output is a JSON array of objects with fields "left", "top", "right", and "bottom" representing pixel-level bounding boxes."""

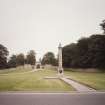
[{"left": 58, "top": 43, "right": 63, "bottom": 75}]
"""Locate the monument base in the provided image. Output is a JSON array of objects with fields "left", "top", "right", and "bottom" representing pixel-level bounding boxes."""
[{"left": 58, "top": 68, "right": 63, "bottom": 76}]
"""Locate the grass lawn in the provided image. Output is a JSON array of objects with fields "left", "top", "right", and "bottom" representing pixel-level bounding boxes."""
[
  {"left": 64, "top": 69, "right": 105, "bottom": 90},
  {"left": 0, "top": 68, "right": 74, "bottom": 92},
  {"left": 0, "top": 67, "right": 31, "bottom": 74}
]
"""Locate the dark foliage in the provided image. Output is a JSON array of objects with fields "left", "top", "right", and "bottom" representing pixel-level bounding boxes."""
[
  {"left": 41, "top": 52, "right": 58, "bottom": 66},
  {"left": 8, "top": 55, "right": 17, "bottom": 68},
  {"left": 62, "top": 35, "right": 105, "bottom": 69},
  {"left": 100, "top": 20, "right": 105, "bottom": 34},
  {"left": 0, "top": 44, "right": 9, "bottom": 69},
  {"left": 26, "top": 50, "right": 36, "bottom": 69},
  {"left": 26, "top": 50, "right": 36, "bottom": 65},
  {"left": 16, "top": 53, "right": 25, "bottom": 66}
]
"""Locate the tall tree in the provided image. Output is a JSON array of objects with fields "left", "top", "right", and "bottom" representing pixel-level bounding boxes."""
[
  {"left": 8, "top": 55, "right": 17, "bottom": 68},
  {"left": 0, "top": 44, "right": 9, "bottom": 69},
  {"left": 62, "top": 43, "right": 77, "bottom": 67},
  {"left": 100, "top": 20, "right": 105, "bottom": 34},
  {"left": 89, "top": 35, "right": 105, "bottom": 68},
  {"left": 26, "top": 50, "right": 36, "bottom": 68},
  {"left": 41, "top": 52, "right": 57, "bottom": 66},
  {"left": 16, "top": 53, "right": 25, "bottom": 66},
  {"left": 76, "top": 37, "right": 92, "bottom": 68}
]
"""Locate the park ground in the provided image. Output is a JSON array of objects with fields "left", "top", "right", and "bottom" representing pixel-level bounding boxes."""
[
  {"left": 0, "top": 67, "right": 105, "bottom": 91},
  {"left": 0, "top": 67, "right": 74, "bottom": 91}
]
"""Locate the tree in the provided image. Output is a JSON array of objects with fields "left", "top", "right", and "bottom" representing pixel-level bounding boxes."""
[
  {"left": 76, "top": 37, "right": 92, "bottom": 68},
  {"left": 8, "top": 55, "right": 17, "bottom": 68},
  {"left": 16, "top": 53, "right": 25, "bottom": 66},
  {"left": 62, "top": 43, "right": 77, "bottom": 67},
  {"left": 26, "top": 50, "right": 36, "bottom": 68},
  {"left": 100, "top": 20, "right": 105, "bottom": 34},
  {"left": 62, "top": 35, "right": 105, "bottom": 69},
  {"left": 0, "top": 44, "right": 9, "bottom": 69},
  {"left": 89, "top": 35, "right": 105, "bottom": 68},
  {"left": 41, "top": 52, "right": 57, "bottom": 66}
]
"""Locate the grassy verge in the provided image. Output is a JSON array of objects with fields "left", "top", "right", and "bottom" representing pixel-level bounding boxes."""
[
  {"left": 0, "top": 67, "right": 32, "bottom": 74},
  {"left": 64, "top": 69, "right": 105, "bottom": 90},
  {"left": 0, "top": 68, "right": 74, "bottom": 91}
]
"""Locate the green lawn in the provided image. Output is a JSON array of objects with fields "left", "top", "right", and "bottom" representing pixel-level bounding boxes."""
[
  {"left": 64, "top": 69, "right": 105, "bottom": 90},
  {"left": 0, "top": 68, "right": 74, "bottom": 91},
  {"left": 0, "top": 67, "right": 31, "bottom": 74}
]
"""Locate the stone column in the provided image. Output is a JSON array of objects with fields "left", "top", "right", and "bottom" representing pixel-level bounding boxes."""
[{"left": 58, "top": 43, "right": 63, "bottom": 75}]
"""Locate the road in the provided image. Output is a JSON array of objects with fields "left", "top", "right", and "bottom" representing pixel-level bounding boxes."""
[{"left": 0, "top": 92, "right": 105, "bottom": 105}]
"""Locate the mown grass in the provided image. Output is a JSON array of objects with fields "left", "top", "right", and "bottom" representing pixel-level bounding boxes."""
[
  {"left": 0, "top": 67, "right": 31, "bottom": 74},
  {"left": 64, "top": 69, "right": 105, "bottom": 90},
  {"left": 0, "top": 68, "right": 74, "bottom": 91}
]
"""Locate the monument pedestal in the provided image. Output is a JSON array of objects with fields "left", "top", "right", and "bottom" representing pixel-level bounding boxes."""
[
  {"left": 58, "top": 68, "right": 63, "bottom": 76},
  {"left": 58, "top": 43, "right": 64, "bottom": 76}
]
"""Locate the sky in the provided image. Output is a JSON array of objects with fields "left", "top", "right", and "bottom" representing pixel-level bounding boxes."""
[{"left": 0, "top": 0, "right": 105, "bottom": 60}]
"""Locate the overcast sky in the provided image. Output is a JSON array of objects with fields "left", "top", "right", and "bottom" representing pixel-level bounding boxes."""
[{"left": 0, "top": 0, "right": 105, "bottom": 60}]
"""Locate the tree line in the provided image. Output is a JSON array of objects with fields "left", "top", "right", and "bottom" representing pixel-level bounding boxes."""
[
  {"left": 63, "top": 34, "right": 105, "bottom": 69},
  {"left": 0, "top": 44, "right": 57, "bottom": 70},
  {"left": 0, "top": 47, "right": 36, "bottom": 69},
  {"left": 8, "top": 50, "right": 36, "bottom": 68},
  {"left": 62, "top": 20, "right": 105, "bottom": 69}
]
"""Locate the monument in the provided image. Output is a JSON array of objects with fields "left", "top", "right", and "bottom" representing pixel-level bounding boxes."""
[
  {"left": 44, "top": 43, "right": 64, "bottom": 79},
  {"left": 58, "top": 43, "right": 63, "bottom": 75}
]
